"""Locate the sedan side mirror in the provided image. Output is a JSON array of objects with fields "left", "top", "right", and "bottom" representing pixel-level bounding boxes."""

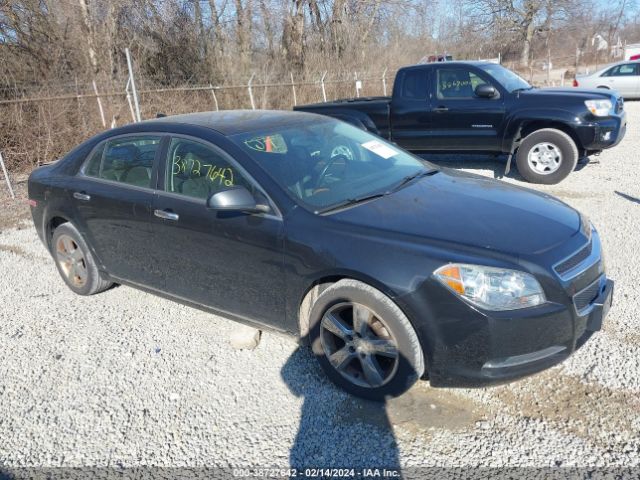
[
  {"left": 206, "top": 185, "right": 270, "bottom": 214},
  {"left": 475, "top": 84, "right": 497, "bottom": 98}
]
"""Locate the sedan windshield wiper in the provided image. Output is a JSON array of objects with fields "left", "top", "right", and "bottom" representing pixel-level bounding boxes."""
[
  {"left": 389, "top": 168, "right": 438, "bottom": 193},
  {"left": 317, "top": 169, "right": 438, "bottom": 214},
  {"left": 316, "top": 192, "right": 388, "bottom": 215}
]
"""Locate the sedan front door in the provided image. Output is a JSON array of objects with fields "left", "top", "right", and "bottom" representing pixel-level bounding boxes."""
[
  {"left": 151, "top": 135, "right": 286, "bottom": 328},
  {"left": 600, "top": 63, "right": 640, "bottom": 97}
]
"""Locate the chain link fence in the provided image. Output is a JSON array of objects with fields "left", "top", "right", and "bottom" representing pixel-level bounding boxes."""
[{"left": 0, "top": 68, "right": 399, "bottom": 175}]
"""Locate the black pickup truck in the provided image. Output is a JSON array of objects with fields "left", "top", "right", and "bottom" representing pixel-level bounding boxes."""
[{"left": 295, "top": 61, "right": 627, "bottom": 184}]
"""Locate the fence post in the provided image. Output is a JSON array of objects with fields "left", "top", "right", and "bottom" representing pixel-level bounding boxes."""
[
  {"left": 125, "top": 48, "right": 142, "bottom": 122},
  {"left": 209, "top": 83, "right": 219, "bottom": 111},
  {"left": 247, "top": 73, "right": 256, "bottom": 110},
  {"left": 354, "top": 72, "right": 361, "bottom": 98},
  {"left": 381, "top": 68, "right": 388, "bottom": 96},
  {"left": 92, "top": 80, "right": 107, "bottom": 128},
  {"left": 124, "top": 77, "right": 137, "bottom": 123},
  {"left": 320, "top": 72, "right": 327, "bottom": 102},
  {"left": 290, "top": 72, "right": 297, "bottom": 106},
  {"left": 0, "top": 151, "right": 15, "bottom": 199}
]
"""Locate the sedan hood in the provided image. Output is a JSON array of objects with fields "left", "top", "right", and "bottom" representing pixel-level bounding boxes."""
[{"left": 330, "top": 170, "right": 580, "bottom": 256}]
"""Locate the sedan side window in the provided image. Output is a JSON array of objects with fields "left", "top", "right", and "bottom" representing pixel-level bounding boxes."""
[
  {"left": 603, "top": 64, "right": 637, "bottom": 77},
  {"left": 84, "top": 136, "right": 162, "bottom": 188},
  {"left": 165, "top": 137, "right": 252, "bottom": 200}
]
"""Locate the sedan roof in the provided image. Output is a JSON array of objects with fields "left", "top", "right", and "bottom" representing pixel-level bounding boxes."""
[{"left": 142, "top": 109, "right": 325, "bottom": 136}]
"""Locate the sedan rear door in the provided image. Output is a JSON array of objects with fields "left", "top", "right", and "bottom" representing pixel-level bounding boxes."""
[{"left": 72, "top": 134, "right": 165, "bottom": 288}]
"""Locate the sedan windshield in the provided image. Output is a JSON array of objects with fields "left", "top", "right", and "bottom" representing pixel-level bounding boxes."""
[
  {"left": 478, "top": 64, "right": 532, "bottom": 93},
  {"left": 230, "top": 120, "right": 432, "bottom": 212}
]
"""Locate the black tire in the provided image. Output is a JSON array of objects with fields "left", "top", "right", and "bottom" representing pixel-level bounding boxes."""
[
  {"left": 308, "top": 279, "right": 425, "bottom": 400},
  {"left": 515, "top": 128, "right": 578, "bottom": 184},
  {"left": 51, "top": 222, "right": 112, "bottom": 296}
]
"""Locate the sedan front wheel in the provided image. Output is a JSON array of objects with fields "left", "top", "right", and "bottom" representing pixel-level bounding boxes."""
[{"left": 308, "top": 279, "right": 425, "bottom": 400}]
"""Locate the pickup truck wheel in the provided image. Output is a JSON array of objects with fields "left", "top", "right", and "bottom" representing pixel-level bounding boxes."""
[{"left": 516, "top": 128, "right": 578, "bottom": 184}]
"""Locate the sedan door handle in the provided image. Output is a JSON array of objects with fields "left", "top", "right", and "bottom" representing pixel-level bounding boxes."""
[
  {"left": 433, "top": 106, "right": 449, "bottom": 113},
  {"left": 154, "top": 209, "right": 179, "bottom": 221},
  {"left": 73, "top": 192, "right": 91, "bottom": 201}
]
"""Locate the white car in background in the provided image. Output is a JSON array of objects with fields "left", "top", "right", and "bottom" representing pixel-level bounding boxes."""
[{"left": 573, "top": 61, "right": 640, "bottom": 99}]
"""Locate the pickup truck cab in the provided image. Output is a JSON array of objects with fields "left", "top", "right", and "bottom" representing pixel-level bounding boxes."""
[{"left": 295, "top": 61, "right": 627, "bottom": 184}]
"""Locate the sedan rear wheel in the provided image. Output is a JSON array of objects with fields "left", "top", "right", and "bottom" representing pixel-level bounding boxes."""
[
  {"left": 55, "top": 234, "right": 88, "bottom": 288},
  {"left": 51, "top": 222, "right": 112, "bottom": 296},
  {"left": 309, "top": 279, "right": 425, "bottom": 400}
]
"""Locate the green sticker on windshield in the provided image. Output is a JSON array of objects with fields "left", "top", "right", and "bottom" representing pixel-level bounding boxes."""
[{"left": 244, "top": 134, "right": 288, "bottom": 154}]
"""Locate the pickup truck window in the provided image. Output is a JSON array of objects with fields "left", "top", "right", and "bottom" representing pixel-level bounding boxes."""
[
  {"left": 436, "top": 68, "right": 487, "bottom": 99},
  {"left": 400, "top": 70, "right": 428, "bottom": 99}
]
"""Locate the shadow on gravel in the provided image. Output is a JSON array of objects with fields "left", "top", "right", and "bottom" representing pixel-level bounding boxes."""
[
  {"left": 281, "top": 348, "right": 481, "bottom": 474},
  {"left": 615, "top": 190, "right": 640, "bottom": 205},
  {"left": 417, "top": 153, "right": 521, "bottom": 181},
  {"left": 417, "top": 152, "right": 591, "bottom": 181},
  {"left": 281, "top": 348, "right": 401, "bottom": 472}
]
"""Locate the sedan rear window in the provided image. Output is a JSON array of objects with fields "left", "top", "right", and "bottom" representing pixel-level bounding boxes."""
[{"left": 84, "top": 136, "right": 162, "bottom": 188}]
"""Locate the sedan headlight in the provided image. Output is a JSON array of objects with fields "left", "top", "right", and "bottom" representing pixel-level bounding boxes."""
[
  {"left": 585, "top": 99, "right": 612, "bottom": 117},
  {"left": 434, "top": 264, "right": 546, "bottom": 311}
]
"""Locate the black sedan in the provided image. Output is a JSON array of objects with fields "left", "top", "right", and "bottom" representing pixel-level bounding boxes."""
[{"left": 28, "top": 110, "right": 613, "bottom": 399}]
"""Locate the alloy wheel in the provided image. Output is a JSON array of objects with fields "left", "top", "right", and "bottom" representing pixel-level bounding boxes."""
[
  {"left": 320, "top": 302, "right": 399, "bottom": 388},
  {"left": 55, "top": 234, "right": 88, "bottom": 288}
]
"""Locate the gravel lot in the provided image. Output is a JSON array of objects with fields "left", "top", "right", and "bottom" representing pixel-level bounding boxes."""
[{"left": 0, "top": 103, "right": 639, "bottom": 476}]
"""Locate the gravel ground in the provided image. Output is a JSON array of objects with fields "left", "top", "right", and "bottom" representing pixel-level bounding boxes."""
[{"left": 0, "top": 104, "right": 639, "bottom": 476}]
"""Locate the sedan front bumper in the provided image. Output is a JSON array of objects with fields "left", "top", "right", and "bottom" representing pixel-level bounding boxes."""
[{"left": 396, "top": 277, "right": 613, "bottom": 388}]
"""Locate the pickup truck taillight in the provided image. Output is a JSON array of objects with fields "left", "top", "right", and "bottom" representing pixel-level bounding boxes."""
[{"left": 572, "top": 79, "right": 579, "bottom": 87}]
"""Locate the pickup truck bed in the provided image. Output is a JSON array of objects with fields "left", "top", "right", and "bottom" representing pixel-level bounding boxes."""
[{"left": 299, "top": 96, "right": 392, "bottom": 139}]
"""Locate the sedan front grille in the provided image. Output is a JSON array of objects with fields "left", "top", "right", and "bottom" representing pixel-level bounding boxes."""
[
  {"left": 555, "top": 242, "right": 592, "bottom": 276},
  {"left": 573, "top": 276, "right": 603, "bottom": 314}
]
